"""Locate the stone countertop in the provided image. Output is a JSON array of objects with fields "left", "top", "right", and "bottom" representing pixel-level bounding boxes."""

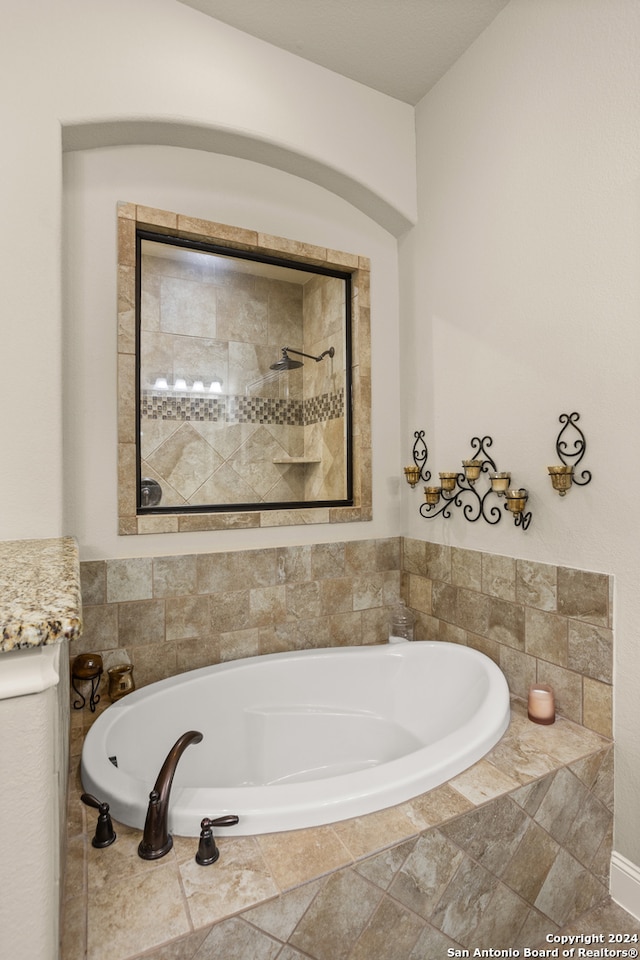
[{"left": 0, "top": 537, "right": 82, "bottom": 653}]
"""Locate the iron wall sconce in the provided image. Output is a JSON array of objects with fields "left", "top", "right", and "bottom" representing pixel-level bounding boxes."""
[
  {"left": 403, "top": 430, "right": 430, "bottom": 487},
  {"left": 406, "top": 432, "right": 532, "bottom": 530},
  {"left": 547, "top": 412, "right": 591, "bottom": 496}
]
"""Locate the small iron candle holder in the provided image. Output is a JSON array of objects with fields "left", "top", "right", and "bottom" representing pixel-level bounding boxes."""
[{"left": 71, "top": 654, "right": 103, "bottom": 712}]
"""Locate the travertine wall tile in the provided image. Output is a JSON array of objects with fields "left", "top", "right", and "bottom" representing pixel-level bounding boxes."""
[
  {"left": 165, "top": 595, "right": 210, "bottom": 642},
  {"left": 568, "top": 620, "right": 613, "bottom": 683},
  {"left": 400, "top": 542, "right": 612, "bottom": 738},
  {"left": 425, "top": 541, "right": 452, "bottom": 582},
  {"left": 402, "top": 538, "right": 427, "bottom": 576},
  {"left": 152, "top": 555, "right": 198, "bottom": 598},
  {"left": 451, "top": 547, "right": 482, "bottom": 591},
  {"left": 488, "top": 597, "right": 525, "bottom": 650},
  {"left": 117, "top": 599, "right": 165, "bottom": 646},
  {"left": 583, "top": 678, "right": 613, "bottom": 738},
  {"left": 498, "top": 647, "right": 537, "bottom": 701},
  {"left": 536, "top": 661, "right": 583, "bottom": 725},
  {"left": 80, "top": 561, "right": 106, "bottom": 606},
  {"left": 106, "top": 558, "right": 153, "bottom": 603},
  {"left": 73, "top": 539, "right": 612, "bottom": 744},
  {"left": 457, "top": 587, "right": 490, "bottom": 635},
  {"left": 558, "top": 567, "right": 609, "bottom": 626},
  {"left": 525, "top": 608, "right": 568, "bottom": 665},
  {"left": 482, "top": 552, "right": 517, "bottom": 601},
  {"left": 516, "top": 559, "right": 557, "bottom": 611}
]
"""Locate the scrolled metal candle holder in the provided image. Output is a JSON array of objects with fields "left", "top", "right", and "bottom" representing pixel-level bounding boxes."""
[
  {"left": 549, "top": 412, "right": 591, "bottom": 495},
  {"left": 405, "top": 430, "right": 431, "bottom": 485},
  {"left": 414, "top": 433, "right": 532, "bottom": 530}
]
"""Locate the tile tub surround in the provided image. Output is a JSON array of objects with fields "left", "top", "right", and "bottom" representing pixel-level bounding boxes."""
[
  {"left": 0, "top": 536, "right": 82, "bottom": 652},
  {"left": 72, "top": 538, "right": 402, "bottom": 688},
  {"left": 62, "top": 701, "right": 614, "bottom": 960},
  {"left": 402, "top": 540, "right": 613, "bottom": 739},
  {"left": 73, "top": 538, "right": 612, "bottom": 739}
]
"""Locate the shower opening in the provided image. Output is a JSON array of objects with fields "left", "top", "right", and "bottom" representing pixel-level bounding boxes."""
[{"left": 135, "top": 230, "right": 353, "bottom": 513}]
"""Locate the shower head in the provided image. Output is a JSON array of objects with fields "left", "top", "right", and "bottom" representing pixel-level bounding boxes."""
[
  {"left": 270, "top": 349, "right": 304, "bottom": 371},
  {"left": 269, "top": 346, "right": 335, "bottom": 371}
]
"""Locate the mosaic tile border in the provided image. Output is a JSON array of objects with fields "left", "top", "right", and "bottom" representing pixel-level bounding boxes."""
[{"left": 140, "top": 388, "right": 344, "bottom": 426}]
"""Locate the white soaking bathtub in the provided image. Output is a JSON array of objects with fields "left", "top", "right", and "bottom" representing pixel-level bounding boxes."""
[{"left": 81, "top": 641, "right": 510, "bottom": 836}]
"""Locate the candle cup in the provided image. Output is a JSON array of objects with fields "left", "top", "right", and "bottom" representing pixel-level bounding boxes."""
[
  {"left": 548, "top": 464, "right": 573, "bottom": 496},
  {"left": 505, "top": 489, "right": 528, "bottom": 514},
  {"left": 424, "top": 485, "right": 441, "bottom": 505},
  {"left": 439, "top": 472, "right": 458, "bottom": 492},
  {"left": 528, "top": 683, "right": 555, "bottom": 725},
  {"left": 404, "top": 465, "right": 421, "bottom": 487},
  {"left": 489, "top": 472, "right": 511, "bottom": 495},
  {"left": 462, "top": 459, "right": 482, "bottom": 483}
]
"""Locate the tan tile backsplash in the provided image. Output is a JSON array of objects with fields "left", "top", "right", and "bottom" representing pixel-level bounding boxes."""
[
  {"left": 403, "top": 540, "right": 613, "bottom": 738},
  {"left": 72, "top": 537, "right": 613, "bottom": 738}
]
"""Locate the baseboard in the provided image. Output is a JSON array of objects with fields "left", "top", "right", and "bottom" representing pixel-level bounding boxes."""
[{"left": 610, "top": 851, "right": 640, "bottom": 920}]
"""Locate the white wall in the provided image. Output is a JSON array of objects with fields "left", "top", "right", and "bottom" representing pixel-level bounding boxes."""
[
  {"left": 0, "top": 0, "right": 415, "bottom": 546},
  {"left": 400, "top": 0, "right": 640, "bottom": 867},
  {"left": 63, "top": 144, "right": 402, "bottom": 557}
]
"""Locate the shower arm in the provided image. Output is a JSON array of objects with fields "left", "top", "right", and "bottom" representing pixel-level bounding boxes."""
[{"left": 283, "top": 346, "right": 335, "bottom": 363}]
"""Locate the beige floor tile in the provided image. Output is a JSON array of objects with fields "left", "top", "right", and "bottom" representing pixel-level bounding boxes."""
[
  {"left": 180, "top": 836, "right": 279, "bottom": 928},
  {"left": 87, "top": 861, "right": 190, "bottom": 960}
]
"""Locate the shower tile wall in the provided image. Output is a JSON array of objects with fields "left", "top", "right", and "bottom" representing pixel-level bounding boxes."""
[
  {"left": 302, "top": 273, "right": 347, "bottom": 501},
  {"left": 73, "top": 538, "right": 612, "bottom": 738},
  {"left": 139, "top": 253, "right": 346, "bottom": 506}
]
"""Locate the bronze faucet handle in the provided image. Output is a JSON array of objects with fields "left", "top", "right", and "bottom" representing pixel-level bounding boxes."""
[
  {"left": 195, "top": 815, "right": 240, "bottom": 866},
  {"left": 81, "top": 793, "right": 117, "bottom": 848},
  {"left": 210, "top": 815, "right": 240, "bottom": 828}
]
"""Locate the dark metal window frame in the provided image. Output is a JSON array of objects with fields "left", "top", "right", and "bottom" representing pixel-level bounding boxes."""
[{"left": 135, "top": 228, "right": 354, "bottom": 515}]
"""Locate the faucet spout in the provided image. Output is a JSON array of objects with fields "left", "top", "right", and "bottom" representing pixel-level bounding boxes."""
[{"left": 138, "top": 730, "right": 203, "bottom": 860}]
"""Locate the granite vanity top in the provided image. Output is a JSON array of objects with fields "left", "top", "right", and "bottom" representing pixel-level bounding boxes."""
[{"left": 0, "top": 537, "right": 82, "bottom": 653}]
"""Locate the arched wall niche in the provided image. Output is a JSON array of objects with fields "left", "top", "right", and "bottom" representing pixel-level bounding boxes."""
[{"left": 61, "top": 119, "right": 415, "bottom": 238}]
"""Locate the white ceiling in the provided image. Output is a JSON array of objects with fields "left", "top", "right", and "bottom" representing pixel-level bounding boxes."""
[{"left": 177, "top": 0, "right": 509, "bottom": 105}]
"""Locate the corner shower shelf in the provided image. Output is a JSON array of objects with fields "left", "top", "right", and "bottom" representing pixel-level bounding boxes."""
[{"left": 272, "top": 457, "right": 321, "bottom": 464}]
